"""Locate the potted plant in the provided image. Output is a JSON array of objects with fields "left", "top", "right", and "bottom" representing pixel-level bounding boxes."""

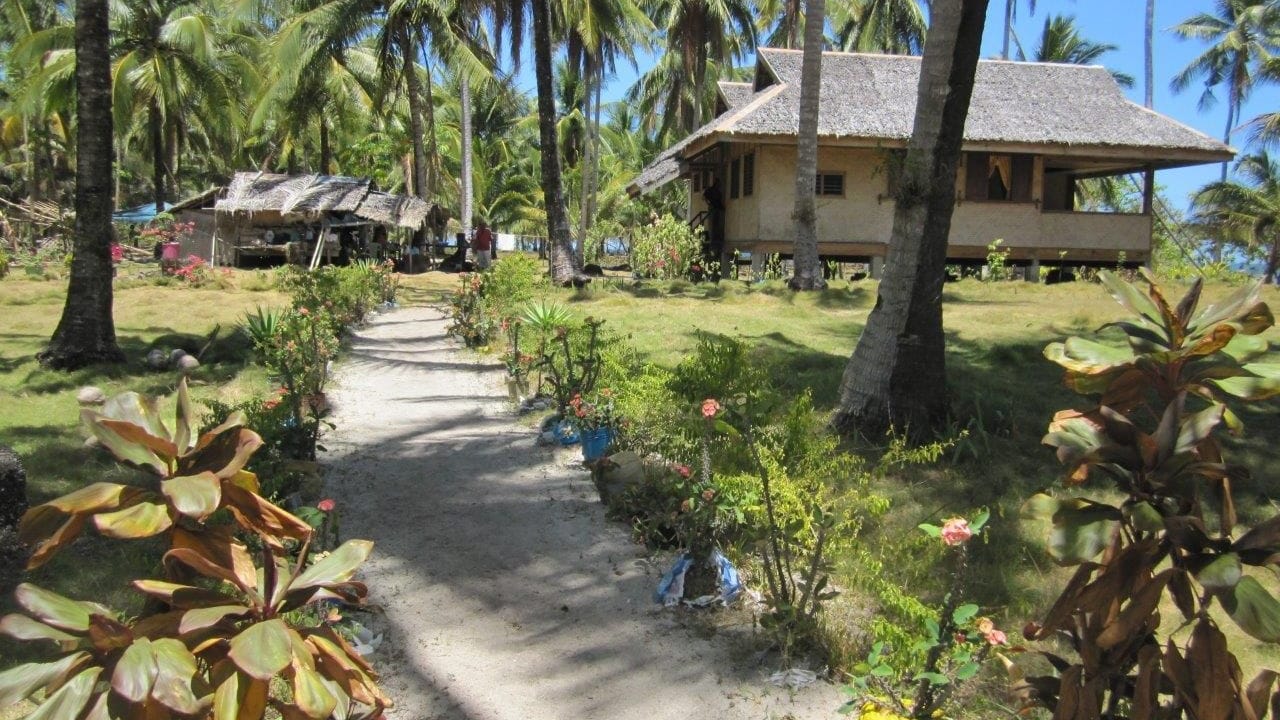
[{"left": 569, "top": 388, "right": 617, "bottom": 460}]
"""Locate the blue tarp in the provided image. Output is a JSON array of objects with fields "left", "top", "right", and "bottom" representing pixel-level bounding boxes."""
[{"left": 112, "top": 202, "right": 174, "bottom": 224}]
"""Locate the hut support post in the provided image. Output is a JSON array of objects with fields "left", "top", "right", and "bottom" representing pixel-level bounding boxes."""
[{"left": 309, "top": 217, "right": 330, "bottom": 271}]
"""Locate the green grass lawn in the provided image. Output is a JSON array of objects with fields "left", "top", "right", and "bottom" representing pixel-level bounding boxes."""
[{"left": 0, "top": 267, "right": 288, "bottom": 672}]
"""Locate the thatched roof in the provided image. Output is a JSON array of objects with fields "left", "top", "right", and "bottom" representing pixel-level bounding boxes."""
[
  {"left": 717, "top": 81, "right": 754, "bottom": 110},
  {"left": 354, "top": 190, "right": 431, "bottom": 229},
  {"left": 631, "top": 48, "right": 1234, "bottom": 194},
  {"left": 214, "top": 172, "right": 428, "bottom": 229}
]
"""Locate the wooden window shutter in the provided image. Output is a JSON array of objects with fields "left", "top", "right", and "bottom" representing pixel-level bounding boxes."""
[
  {"left": 1011, "top": 155, "right": 1034, "bottom": 202},
  {"left": 965, "top": 152, "right": 988, "bottom": 201},
  {"left": 743, "top": 154, "right": 755, "bottom": 196}
]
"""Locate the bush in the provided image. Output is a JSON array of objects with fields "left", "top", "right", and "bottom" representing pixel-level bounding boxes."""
[
  {"left": 1010, "top": 271, "right": 1280, "bottom": 717},
  {"left": 0, "top": 247, "right": 9, "bottom": 279},
  {"left": 202, "top": 393, "right": 317, "bottom": 501},
  {"left": 5, "top": 380, "right": 391, "bottom": 718},
  {"left": 447, "top": 273, "right": 493, "bottom": 347},
  {"left": 631, "top": 213, "right": 703, "bottom": 279},
  {"left": 484, "top": 253, "right": 545, "bottom": 320}
]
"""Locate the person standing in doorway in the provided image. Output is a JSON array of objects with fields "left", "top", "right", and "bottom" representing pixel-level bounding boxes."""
[{"left": 472, "top": 217, "right": 493, "bottom": 270}]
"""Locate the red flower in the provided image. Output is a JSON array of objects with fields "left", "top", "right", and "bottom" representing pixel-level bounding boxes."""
[
  {"left": 701, "top": 399, "right": 721, "bottom": 418},
  {"left": 317, "top": 499, "right": 336, "bottom": 512}
]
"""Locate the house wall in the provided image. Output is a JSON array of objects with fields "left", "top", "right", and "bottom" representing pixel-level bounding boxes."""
[{"left": 721, "top": 143, "right": 1151, "bottom": 262}]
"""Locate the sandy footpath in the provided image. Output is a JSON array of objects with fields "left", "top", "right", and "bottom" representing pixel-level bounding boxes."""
[{"left": 321, "top": 305, "right": 840, "bottom": 720}]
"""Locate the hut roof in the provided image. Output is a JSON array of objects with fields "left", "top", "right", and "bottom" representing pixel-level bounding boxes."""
[
  {"left": 631, "top": 48, "right": 1234, "bottom": 194},
  {"left": 717, "top": 81, "right": 755, "bottom": 110},
  {"left": 214, "top": 172, "right": 428, "bottom": 229}
]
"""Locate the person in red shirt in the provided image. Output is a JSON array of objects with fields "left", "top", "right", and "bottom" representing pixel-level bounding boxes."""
[{"left": 472, "top": 218, "right": 493, "bottom": 270}]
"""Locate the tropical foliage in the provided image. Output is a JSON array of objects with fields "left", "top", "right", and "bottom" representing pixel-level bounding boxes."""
[{"left": 1012, "top": 271, "right": 1280, "bottom": 718}]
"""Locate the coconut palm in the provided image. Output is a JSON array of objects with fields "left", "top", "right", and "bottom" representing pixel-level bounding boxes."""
[
  {"left": 489, "top": 0, "right": 583, "bottom": 282},
  {"left": 1192, "top": 151, "right": 1280, "bottom": 282},
  {"left": 633, "top": 0, "right": 756, "bottom": 136},
  {"left": 788, "top": 0, "right": 826, "bottom": 290},
  {"left": 1145, "top": 0, "right": 1155, "bottom": 108},
  {"left": 1172, "top": 0, "right": 1279, "bottom": 179},
  {"left": 831, "top": 0, "right": 926, "bottom": 55},
  {"left": 110, "top": 0, "right": 245, "bottom": 211},
  {"left": 1027, "top": 15, "right": 1134, "bottom": 87},
  {"left": 1001, "top": 0, "right": 1035, "bottom": 59},
  {"left": 40, "top": 0, "right": 125, "bottom": 370}
]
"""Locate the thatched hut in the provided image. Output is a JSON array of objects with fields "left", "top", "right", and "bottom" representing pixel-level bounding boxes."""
[{"left": 211, "top": 172, "right": 430, "bottom": 267}]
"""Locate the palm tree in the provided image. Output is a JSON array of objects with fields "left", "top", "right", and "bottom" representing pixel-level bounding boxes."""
[
  {"left": 110, "top": 0, "right": 242, "bottom": 211},
  {"left": 1028, "top": 15, "right": 1134, "bottom": 87},
  {"left": 636, "top": 0, "right": 755, "bottom": 135},
  {"left": 491, "top": 0, "right": 583, "bottom": 282},
  {"left": 1171, "top": 0, "right": 1278, "bottom": 179},
  {"left": 833, "top": 0, "right": 992, "bottom": 437},
  {"left": 40, "top": 0, "right": 125, "bottom": 369},
  {"left": 831, "top": 0, "right": 926, "bottom": 55},
  {"left": 788, "top": 0, "right": 826, "bottom": 291},
  {"left": 1192, "top": 152, "right": 1280, "bottom": 282},
  {"left": 1145, "top": 0, "right": 1155, "bottom": 108},
  {"left": 1001, "top": 0, "right": 1035, "bottom": 59}
]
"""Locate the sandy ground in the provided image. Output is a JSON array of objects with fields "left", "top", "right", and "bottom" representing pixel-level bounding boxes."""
[{"left": 321, "top": 306, "right": 841, "bottom": 720}]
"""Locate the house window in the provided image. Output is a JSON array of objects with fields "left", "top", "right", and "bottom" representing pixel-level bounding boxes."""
[
  {"left": 964, "top": 152, "right": 1033, "bottom": 202},
  {"left": 730, "top": 158, "right": 741, "bottom": 199},
  {"left": 743, "top": 153, "right": 755, "bottom": 197},
  {"left": 692, "top": 171, "right": 702, "bottom": 192},
  {"left": 815, "top": 172, "right": 844, "bottom": 197}
]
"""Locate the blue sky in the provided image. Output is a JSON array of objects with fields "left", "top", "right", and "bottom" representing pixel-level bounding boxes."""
[{"left": 510, "top": 0, "right": 1278, "bottom": 212}]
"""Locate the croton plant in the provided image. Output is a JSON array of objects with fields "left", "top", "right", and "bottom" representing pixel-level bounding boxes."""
[
  {"left": 1, "top": 380, "right": 389, "bottom": 719},
  {"left": 1014, "top": 270, "right": 1280, "bottom": 719}
]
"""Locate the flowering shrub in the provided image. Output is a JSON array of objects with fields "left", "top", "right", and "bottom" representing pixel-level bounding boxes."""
[
  {"left": 254, "top": 306, "right": 340, "bottom": 460},
  {"left": 109, "top": 242, "right": 124, "bottom": 264},
  {"left": 138, "top": 218, "right": 195, "bottom": 246},
  {"left": 630, "top": 213, "right": 704, "bottom": 280},
  {"left": 843, "top": 511, "right": 1006, "bottom": 719},
  {"left": 172, "top": 254, "right": 210, "bottom": 284},
  {"left": 447, "top": 273, "right": 494, "bottom": 347},
  {"left": 568, "top": 388, "right": 617, "bottom": 432}
]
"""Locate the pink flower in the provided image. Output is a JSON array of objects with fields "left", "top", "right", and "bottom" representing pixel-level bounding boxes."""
[
  {"left": 940, "top": 517, "right": 972, "bottom": 546},
  {"left": 674, "top": 464, "right": 691, "bottom": 478},
  {"left": 985, "top": 628, "right": 1007, "bottom": 646},
  {"left": 701, "top": 399, "right": 721, "bottom": 418},
  {"left": 299, "top": 307, "right": 310, "bottom": 316},
  {"left": 317, "top": 498, "right": 336, "bottom": 512},
  {"left": 701, "top": 489, "right": 715, "bottom": 502}
]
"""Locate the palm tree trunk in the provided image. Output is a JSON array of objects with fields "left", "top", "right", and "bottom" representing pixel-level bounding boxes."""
[
  {"left": 41, "top": 0, "right": 124, "bottom": 370},
  {"left": 460, "top": 71, "right": 474, "bottom": 239},
  {"left": 319, "top": 118, "right": 331, "bottom": 175},
  {"left": 789, "top": 0, "right": 828, "bottom": 291},
  {"left": 587, "top": 61, "right": 604, "bottom": 248},
  {"left": 577, "top": 54, "right": 596, "bottom": 264},
  {"left": 1144, "top": 0, "right": 1154, "bottom": 109},
  {"left": 150, "top": 98, "right": 166, "bottom": 212},
  {"left": 832, "top": 0, "right": 991, "bottom": 438},
  {"left": 423, "top": 59, "right": 441, "bottom": 199},
  {"left": 692, "top": 14, "right": 708, "bottom": 132},
  {"left": 401, "top": 32, "right": 430, "bottom": 203},
  {"left": 532, "top": 0, "right": 581, "bottom": 284},
  {"left": 1265, "top": 236, "right": 1280, "bottom": 285},
  {"left": 1001, "top": 0, "right": 1013, "bottom": 59}
]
